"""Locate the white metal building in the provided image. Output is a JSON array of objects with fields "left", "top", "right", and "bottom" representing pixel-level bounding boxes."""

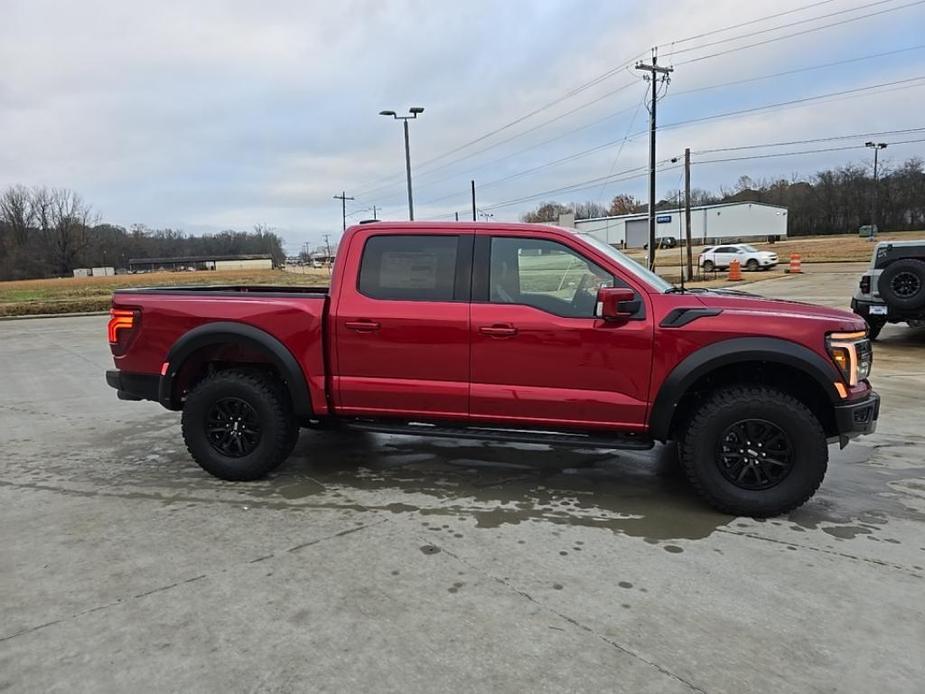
[{"left": 569, "top": 201, "right": 788, "bottom": 248}]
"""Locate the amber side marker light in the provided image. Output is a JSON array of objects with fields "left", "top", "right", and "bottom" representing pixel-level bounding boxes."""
[{"left": 108, "top": 309, "right": 136, "bottom": 343}]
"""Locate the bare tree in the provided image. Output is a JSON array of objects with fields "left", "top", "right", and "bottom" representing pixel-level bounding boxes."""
[
  {"left": 0, "top": 184, "right": 34, "bottom": 244},
  {"left": 45, "top": 188, "right": 98, "bottom": 275}
]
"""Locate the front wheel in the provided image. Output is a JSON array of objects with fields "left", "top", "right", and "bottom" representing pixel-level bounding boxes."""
[
  {"left": 679, "top": 386, "right": 828, "bottom": 516},
  {"left": 746, "top": 259, "right": 759, "bottom": 272},
  {"left": 182, "top": 370, "right": 298, "bottom": 480}
]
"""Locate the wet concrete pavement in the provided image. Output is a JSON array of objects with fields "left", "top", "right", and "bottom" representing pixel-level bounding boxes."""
[{"left": 2, "top": 266, "right": 924, "bottom": 693}]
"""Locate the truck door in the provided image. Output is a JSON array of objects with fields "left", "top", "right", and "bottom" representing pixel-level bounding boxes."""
[
  {"left": 332, "top": 229, "right": 473, "bottom": 419},
  {"left": 469, "top": 230, "right": 652, "bottom": 431}
]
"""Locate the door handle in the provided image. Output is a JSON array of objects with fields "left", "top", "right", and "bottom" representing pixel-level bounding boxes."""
[
  {"left": 479, "top": 324, "right": 518, "bottom": 337},
  {"left": 345, "top": 320, "right": 381, "bottom": 333}
]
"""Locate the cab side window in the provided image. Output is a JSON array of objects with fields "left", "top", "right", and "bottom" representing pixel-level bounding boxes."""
[
  {"left": 489, "top": 237, "right": 616, "bottom": 318},
  {"left": 359, "top": 235, "right": 459, "bottom": 301}
]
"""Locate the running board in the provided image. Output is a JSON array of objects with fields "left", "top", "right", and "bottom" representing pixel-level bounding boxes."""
[{"left": 342, "top": 420, "right": 653, "bottom": 450}]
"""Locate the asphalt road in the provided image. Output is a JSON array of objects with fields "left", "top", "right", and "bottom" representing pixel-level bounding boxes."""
[{"left": 2, "top": 266, "right": 924, "bottom": 693}]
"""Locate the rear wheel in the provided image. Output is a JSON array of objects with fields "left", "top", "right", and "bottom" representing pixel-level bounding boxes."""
[
  {"left": 182, "top": 370, "right": 298, "bottom": 480},
  {"left": 702, "top": 260, "right": 715, "bottom": 273},
  {"left": 679, "top": 386, "right": 827, "bottom": 516}
]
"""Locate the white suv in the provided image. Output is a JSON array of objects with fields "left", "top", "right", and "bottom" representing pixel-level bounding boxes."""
[{"left": 699, "top": 244, "right": 778, "bottom": 272}]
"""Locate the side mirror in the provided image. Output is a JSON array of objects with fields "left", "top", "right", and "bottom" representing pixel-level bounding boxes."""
[{"left": 597, "top": 287, "right": 640, "bottom": 320}]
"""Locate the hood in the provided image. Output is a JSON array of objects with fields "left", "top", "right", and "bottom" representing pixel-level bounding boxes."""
[{"left": 693, "top": 289, "right": 865, "bottom": 329}]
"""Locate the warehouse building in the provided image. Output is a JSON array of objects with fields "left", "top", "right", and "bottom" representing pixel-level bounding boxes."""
[
  {"left": 567, "top": 201, "right": 788, "bottom": 248},
  {"left": 128, "top": 254, "right": 274, "bottom": 273}
]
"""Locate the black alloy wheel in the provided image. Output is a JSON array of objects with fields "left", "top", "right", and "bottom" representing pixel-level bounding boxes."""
[
  {"left": 206, "top": 397, "right": 262, "bottom": 457},
  {"left": 716, "top": 418, "right": 793, "bottom": 490},
  {"left": 890, "top": 270, "right": 921, "bottom": 299}
]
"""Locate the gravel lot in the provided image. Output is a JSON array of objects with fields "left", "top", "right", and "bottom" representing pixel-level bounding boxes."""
[{"left": 2, "top": 263, "right": 924, "bottom": 693}]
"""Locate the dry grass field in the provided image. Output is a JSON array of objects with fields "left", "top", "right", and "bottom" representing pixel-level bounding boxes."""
[{"left": 0, "top": 268, "right": 331, "bottom": 317}]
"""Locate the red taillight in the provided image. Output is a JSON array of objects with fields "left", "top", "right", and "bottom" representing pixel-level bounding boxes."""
[
  {"left": 108, "top": 309, "right": 140, "bottom": 356},
  {"left": 859, "top": 276, "right": 871, "bottom": 294},
  {"left": 108, "top": 309, "right": 135, "bottom": 343}
]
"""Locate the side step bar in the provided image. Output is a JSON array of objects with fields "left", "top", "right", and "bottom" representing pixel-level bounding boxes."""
[{"left": 342, "top": 420, "right": 653, "bottom": 450}]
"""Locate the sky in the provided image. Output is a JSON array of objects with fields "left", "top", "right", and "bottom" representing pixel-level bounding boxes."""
[{"left": 2, "top": 0, "right": 924, "bottom": 254}]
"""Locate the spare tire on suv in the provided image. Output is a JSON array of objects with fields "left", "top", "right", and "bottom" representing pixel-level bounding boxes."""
[{"left": 878, "top": 258, "right": 925, "bottom": 310}]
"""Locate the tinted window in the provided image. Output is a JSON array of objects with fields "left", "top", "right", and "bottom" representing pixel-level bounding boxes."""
[
  {"left": 489, "top": 237, "right": 615, "bottom": 318},
  {"left": 359, "top": 235, "right": 458, "bottom": 301},
  {"left": 714, "top": 246, "right": 734, "bottom": 253}
]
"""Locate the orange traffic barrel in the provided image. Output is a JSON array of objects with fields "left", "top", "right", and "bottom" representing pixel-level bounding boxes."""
[
  {"left": 728, "top": 258, "right": 742, "bottom": 281},
  {"left": 789, "top": 253, "right": 802, "bottom": 274}
]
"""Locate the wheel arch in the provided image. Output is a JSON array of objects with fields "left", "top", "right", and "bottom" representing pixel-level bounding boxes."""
[
  {"left": 159, "top": 322, "right": 313, "bottom": 419},
  {"left": 649, "top": 337, "right": 842, "bottom": 442}
]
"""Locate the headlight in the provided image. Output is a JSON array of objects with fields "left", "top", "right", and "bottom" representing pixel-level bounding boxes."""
[{"left": 826, "top": 331, "right": 872, "bottom": 386}]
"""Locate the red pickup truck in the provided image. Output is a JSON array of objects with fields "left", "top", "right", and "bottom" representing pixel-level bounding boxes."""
[{"left": 106, "top": 221, "right": 879, "bottom": 516}]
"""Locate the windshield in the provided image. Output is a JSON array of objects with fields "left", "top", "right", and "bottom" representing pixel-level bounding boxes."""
[
  {"left": 740, "top": 244, "right": 758, "bottom": 252},
  {"left": 577, "top": 233, "right": 674, "bottom": 293}
]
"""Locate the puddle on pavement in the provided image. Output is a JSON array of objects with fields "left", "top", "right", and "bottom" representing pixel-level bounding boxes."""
[
  {"left": 253, "top": 431, "right": 734, "bottom": 543},
  {"left": 23, "top": 414, "right": 925, "bottom": 547}
]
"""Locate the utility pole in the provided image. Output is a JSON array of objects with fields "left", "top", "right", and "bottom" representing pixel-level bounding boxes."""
[
  {"left": 454, "top": 212, "right": 459, "bottom": 221},
  {"left": 635, "top": 50, "right": 673, "bottom": 271},
  {"left": 372, "top": 204, "right": 378, "bottom": 221},
  {"left": 866, "top": 141, "right": 887, "bottom": 238},
  {"left": 333, "top": 191, "right": 354, "bottom": 232},
  {"left": 471, "top": 180, "right": 477, "bottom": 221},
  {"left": 684, "top": 147, "right": 693, "bottom": 281}
]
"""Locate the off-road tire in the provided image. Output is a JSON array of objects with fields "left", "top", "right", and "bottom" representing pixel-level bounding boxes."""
[
  {"left": 878, "top": 258, "right": 925, "bottom": 311},
  {"left": 746, "top": 258, "right": 759, "bottom": 272},
  {"left": 702, "top": 260, "right": 715, "bottom": 273},
  {"left": 679, "top": 386, "right": 828, "bottom": 517},
  {"left": 182, "top": 370, "right": 298, "bottom": 480}
]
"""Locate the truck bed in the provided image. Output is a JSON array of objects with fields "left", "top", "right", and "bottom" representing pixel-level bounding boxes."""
[{"left": 111, "top": 285, "right": 330, "bottom": 414}]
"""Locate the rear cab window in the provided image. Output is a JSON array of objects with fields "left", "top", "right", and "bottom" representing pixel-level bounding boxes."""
[{"left": 358, "top": 234, "right": 469, "bottom": 301}]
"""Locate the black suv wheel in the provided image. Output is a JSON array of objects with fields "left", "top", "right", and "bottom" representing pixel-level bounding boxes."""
[
  {"left": 182, "top": 370, "right": 298, "bottom": 480},
  {"left": 679, "top": 386, "right": 827, "bottom": 516},
  {"left": 878, "top": 258, "right": 925, "bottom": 311}
]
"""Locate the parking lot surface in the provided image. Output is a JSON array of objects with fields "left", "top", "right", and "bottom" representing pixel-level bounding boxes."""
[{"left": 2, "top": 264, "right": 924, "bottom": 693}]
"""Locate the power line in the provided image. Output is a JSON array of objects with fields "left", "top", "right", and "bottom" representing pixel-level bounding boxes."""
[
  {"left": 671, "top": 44, "right": 925, "bottom": 97},
  {"left": 354, "top": 79, "right": 640, "bottom": 200},
  {"left": 676, "top": 0, "right": 925, "bottom": 65},
  {"left": 659, "top": 75, "right": 925, "bottom": 132},
  {"left": 421, "top": 81, "right": 924, "bottom": 216},
  {"left": 693, "top": 137, "right": 925, "bottom": 165},
  {"left": 351, "top": 64, "right": 647, "bottom": 197},
  {"left": 669, "top": 0, "right": 897, "bottom": 57},
  {"left": 352, "top": 2, "right": 923, "bottom": 200},
  {"left": 480, "top": 160, "right": 682, "bottom": 212},
  {"left": 692, "top": 127, "right": 925, "bottom": 154},
  {"left": 399, "top": 52, "right": 923, "bottom": 209},
  {"left": 660, "top": 0, "right": 838, "bottom": 46}
]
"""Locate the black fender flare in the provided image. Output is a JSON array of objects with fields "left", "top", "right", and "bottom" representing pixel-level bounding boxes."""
[
  {"left": 159, "top": 321, "right": 313, "bottom": 418},
  {"left": 648, "top": 337, "right": 841, "bottom": 442}
]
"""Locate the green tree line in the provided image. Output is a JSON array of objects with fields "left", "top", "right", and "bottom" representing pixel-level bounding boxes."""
[
  {"left": 521, "top": 156, "right": 925, "bottom": 235},
  {"left": 0, "top": 186, "right": 287, "bottom": 281}
]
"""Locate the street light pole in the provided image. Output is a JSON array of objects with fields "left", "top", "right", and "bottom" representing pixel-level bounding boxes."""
[
  {"left": 866, "top": 141, "right": 887, "bottom": 237},
  {"left": 380, "top": 107, "right": 424, "bottom": 221}
]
